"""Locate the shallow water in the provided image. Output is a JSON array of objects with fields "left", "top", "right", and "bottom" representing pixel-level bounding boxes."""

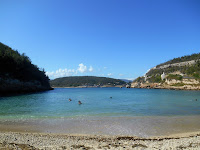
[
  {"left": 1, "top": 88, "right": 200, "bottom": 137},
  {"left": 1, "top": 88, "right": 200, "bottom": 118}
]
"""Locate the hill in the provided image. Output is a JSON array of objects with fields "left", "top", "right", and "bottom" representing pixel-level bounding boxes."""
[
  {"left": 50, "top": 76, "right": 126, "bottom": 87},
  {"left": 132, "top": 53, "right": 200, "bottom": 90},
  {"left": 156, "top": 53, "right": 200, "bottom": 68},
  {"left": 0, "top": 42, "right": 52, "bottom": 95}
]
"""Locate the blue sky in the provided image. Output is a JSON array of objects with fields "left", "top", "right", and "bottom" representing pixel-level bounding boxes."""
[{"left": 0, "top": 0, "right": 200, "bottom": 80}]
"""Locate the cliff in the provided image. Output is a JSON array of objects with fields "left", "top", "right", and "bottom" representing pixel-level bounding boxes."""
[
  {"left": 132, "top": 53, "right": 200, "bottom": 90},
  {"left": 0, "top": 42, "right": 52, "bottom": 95}
]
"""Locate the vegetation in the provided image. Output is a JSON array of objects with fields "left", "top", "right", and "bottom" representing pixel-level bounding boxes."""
[
  {"left": 156, "top": 53, "right": 200, "bottom": 67},
  {"left": 166, "top": 74, "right": 183, "bottom": 80},
  {"left": 50, "top": 76, "right": 126, "bottom": 87},
  {"left": 146, "top": 61, "right": 200, "bottom": 80},
  {"left": 0, "top": 42, "right": 51, "bottom": 94},
  {"left": 148, "top": 75, "right": 162, "bottom": 83},
  {"left": 133, "top": 75, "right": 162, "bottom": 83},
  {"left": 134, "top": 53, "right": 200, "bottom": 85},
  {"left": 134, "top": 77, "right": 145, "bottom": 83},
  {"left": 132, "top": 53, "right": 200, "bottom": 91},
  {"left": 171, "top": 83, "right": 185, "bottom": 86}
]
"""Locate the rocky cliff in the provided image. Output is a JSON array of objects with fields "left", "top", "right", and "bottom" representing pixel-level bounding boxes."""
[{"left": 132, "top": 53, "right": 200, "bottom": 90}]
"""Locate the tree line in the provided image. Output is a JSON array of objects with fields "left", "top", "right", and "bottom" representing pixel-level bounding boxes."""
[
  {"left": 0, "top": 42, "right": 50, "bottom": 88},
  {"left": 50, "top": 76, "right": 126, "bottom": 87}
]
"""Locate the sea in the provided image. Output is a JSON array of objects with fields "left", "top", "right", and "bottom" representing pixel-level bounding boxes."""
[{"left": 0, "top": 88, "right": 200, "bottom": 137}]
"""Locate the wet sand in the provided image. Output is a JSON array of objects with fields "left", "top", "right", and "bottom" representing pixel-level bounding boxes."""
[{"left": 1, "top": 116, "right": 200, "bottom": 137}]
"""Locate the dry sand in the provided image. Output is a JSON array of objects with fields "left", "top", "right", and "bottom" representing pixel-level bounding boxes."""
[{"left": 0, "top": 131, "right": 200, "bottom": 150}]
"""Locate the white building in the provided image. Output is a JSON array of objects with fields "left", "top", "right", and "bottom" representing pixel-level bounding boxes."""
[{"left": 161, "top": 72, "right": 165, "bottom": 80}]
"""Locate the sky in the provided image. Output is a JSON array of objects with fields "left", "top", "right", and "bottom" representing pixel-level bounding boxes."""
[{"left": 0, "top": 0, "right": 200, "bottom": 80}]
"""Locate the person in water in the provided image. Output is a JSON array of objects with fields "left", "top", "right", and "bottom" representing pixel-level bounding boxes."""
[
  {"left": 78, "top": 101, "right": 82, "bottom": 104},
  {"left": 69, "top": 98, "right": 72, "bottom": 101}
]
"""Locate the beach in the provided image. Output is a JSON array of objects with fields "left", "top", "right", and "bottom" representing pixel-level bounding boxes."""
[
  {"left": 0, "top": 116, "right": 200, "bottom": 149},
  {"left": 1, "top": 88, "right": 200, "bottom": 149},
  {"left": 0, "top": 131, "right": 200, "bottom": 149}
]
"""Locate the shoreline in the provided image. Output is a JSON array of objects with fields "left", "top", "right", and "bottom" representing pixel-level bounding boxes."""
[
  {"left": 54, "top": 86, "right": 200, "bottom": 91},
  {"left": 0, "top": 87, "right": 53, "bottom": 97},
  {"left": 131, "top": 82, "right": 200, "bottom": 91},
  {"left": 132, "top": 86, "right": 200, "bottom": 91},
  {"left": 52, "top": 86, "right": 124, "bottom": 88},
  {"left": 1, "top": 131, "right": 200, "bottom": 149},
  {"left": 1, "top": 116, "right": 200, "bottom": 138}
]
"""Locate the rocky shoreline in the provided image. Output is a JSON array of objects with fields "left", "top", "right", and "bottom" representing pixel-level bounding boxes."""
[
  {"left": 131, "top": 82, "right": 200, "bottom": 91},
  {"left": 0, "top": 78, "right": 53, "bottom": 96},
  {"left": 0, "top": 131, "right": 200, "bottom": 149}
]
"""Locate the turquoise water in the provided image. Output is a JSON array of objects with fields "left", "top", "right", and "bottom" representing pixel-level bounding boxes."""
[{"left": 1, "top": 88, "right": 200, "bottom": 119}]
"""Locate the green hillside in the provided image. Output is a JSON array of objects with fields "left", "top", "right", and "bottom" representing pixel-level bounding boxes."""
[
  {"left": 135, "top": 53, "right": 200, "bottom": 83},
  {"left": 50, "top": 76, "right": 126, "bottom": 87},
  {"left": 0, "top": 42, "right": 52, "bottom": 95},
  {"left": 146, "top": 61, "right": 200, "bottom": 82},
  {"left": 156, "top": 53, "right": 200, "bottom": 67}
]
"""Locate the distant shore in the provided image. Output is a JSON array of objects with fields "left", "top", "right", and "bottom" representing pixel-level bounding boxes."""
[
  {"left": 52, "top": 85, "right": 125, "bottom": 88},
  {"left": 0, "top": 131, "right": 200, "bottom": 149},
  {"left": 53, "top": 85, "right": 200, "bottom": 90}
]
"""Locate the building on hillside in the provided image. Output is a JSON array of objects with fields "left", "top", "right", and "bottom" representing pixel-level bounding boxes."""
[
  {"left": 144, "top": 75, "right": 147, "bottom": 81},
  {"left": 161, "top": 72, "right": 165, "bottom": 80}
]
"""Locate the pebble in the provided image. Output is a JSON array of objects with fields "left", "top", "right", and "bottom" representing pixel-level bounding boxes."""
[{"left": 0, "top": 132, "right": 200, "bottom": 149}]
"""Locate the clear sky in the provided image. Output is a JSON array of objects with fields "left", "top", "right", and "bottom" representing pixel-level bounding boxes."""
[{"left": 0, "top": 0, "right": 200, "bottom": 80}]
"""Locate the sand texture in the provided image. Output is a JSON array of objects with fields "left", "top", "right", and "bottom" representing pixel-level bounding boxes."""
[{"left": 0, "top": 132, "right": 200, "bottom": 150}]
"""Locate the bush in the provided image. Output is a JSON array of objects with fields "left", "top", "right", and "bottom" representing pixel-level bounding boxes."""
[
  {"left": 171, "top": 83, "right": 185, "bottom": 86},
  {"left": 166, "top": 74, "right": 183, "bottom": 80},
  {"left": 148, "top": 75, "right": 162, "bottom": 83}
]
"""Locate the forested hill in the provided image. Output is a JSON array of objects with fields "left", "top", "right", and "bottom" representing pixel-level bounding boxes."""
[
  {"left": 50, "top": 76, "right": 126, "bottom": 87},
  {"left": 0, "top": 42, "right": 52, "bottom": 95}
]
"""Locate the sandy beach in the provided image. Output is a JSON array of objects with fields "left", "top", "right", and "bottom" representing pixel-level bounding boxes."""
[{"left": 0, "top": 131, "right": 200, "bottom": 149}]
